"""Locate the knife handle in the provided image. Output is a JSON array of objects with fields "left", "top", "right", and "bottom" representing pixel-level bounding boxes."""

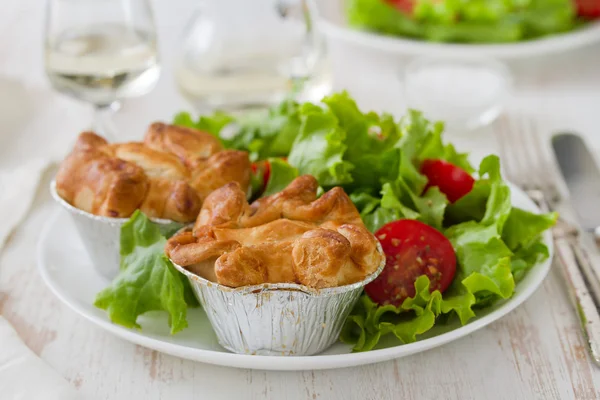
[{"left": 554, "top": 232, "right": 600, "bottom": 366}]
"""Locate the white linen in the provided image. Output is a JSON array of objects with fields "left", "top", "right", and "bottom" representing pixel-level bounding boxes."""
[{"left": 0, "top": 158, "right": 82, "bottom": 399}]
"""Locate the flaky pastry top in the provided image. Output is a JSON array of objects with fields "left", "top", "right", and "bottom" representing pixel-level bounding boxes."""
[
  {"left": 166, "top": 175, "right": 384, "bottom": 288},
  {"left": 55, "top": 123, "right": 251, "bottom": 222}
]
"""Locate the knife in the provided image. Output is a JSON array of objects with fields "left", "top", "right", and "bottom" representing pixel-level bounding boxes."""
[
  {"left": 552, "top": 133, "right": 600, "bottom": 365},
  {"left": 552, "top": 132, "right": 600, "bottom": 296},
  {"left": 552, "top": 133, "right": 600, "bottom": 239}
]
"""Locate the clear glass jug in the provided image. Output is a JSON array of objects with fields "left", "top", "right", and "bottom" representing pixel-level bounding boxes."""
[{"left": 175, "top": 0, "right": 329, "bottom": 112}]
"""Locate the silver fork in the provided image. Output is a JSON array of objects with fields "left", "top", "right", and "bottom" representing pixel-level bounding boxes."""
[{"left": 496, "top": 114, "right": 600, "bottom": 366}]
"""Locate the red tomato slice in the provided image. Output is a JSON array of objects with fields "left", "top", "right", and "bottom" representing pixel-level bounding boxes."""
[
  {"left": 365, "top": 219, "right": 457, "bottom": 307},
  {"left": 385, "top": 0, "right": 415, "bottom": 14},
  {"left": 575, "top": 0, "right": 600, "bottom": 18},
  {"left": 420, "top": 159, "right": 475, "bottom": 203}
]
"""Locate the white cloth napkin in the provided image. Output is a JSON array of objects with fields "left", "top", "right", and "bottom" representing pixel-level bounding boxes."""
[
  {"left": 0, "top": 158, "right": 48, "bottom": 247},
  {"left": 0, "top": 318, "right": 81, "bottom": 400},
  {"left": 0, "top": 159, "right": 82, "bottom": 399}
]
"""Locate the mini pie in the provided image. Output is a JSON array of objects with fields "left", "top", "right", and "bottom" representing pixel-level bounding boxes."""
[
  {"left": 166, "top": 175, "right": 384, "bottom": 289},
  {"left": 55, "top": 123, "right": 251, "bottom": 222}
]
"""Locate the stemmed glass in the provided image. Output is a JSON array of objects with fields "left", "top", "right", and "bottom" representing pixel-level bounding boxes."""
[{"left": 44, "top": 0, "right": 160, "bottom": 139}]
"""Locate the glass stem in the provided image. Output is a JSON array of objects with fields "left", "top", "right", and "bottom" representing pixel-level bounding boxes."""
[{"left": 92, "top": 102, "right": 120, "bottom": 141}]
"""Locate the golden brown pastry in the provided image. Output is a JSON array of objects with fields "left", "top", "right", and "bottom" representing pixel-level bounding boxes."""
[
  {"left": 166, "top": 175, "right": 384, "bottom": 289},
  {"left": 144, "top": 122, "right": 222, "bottom": 169},
  {"left": 55, "top": 133, "right": 149, "bottom": 218},
  {"left": 189, "top": 150, "right": 252, "bottom": 202},
  {"left": 55, "top": 124, "right": 251, "bottom": 222}
]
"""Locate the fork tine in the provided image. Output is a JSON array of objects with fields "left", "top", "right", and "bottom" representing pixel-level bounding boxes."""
[
  {"left": 495, "top": 113, "right": 546, "bottom": 194},
  {"left": 495, "top": 114, "right": 522, "bottom": 185},
  {"left": 511, "top": 113, "right": 540, "bottom": 190},
  {"left": 524, "top": 117, "right": 561, "bottom": 203}
]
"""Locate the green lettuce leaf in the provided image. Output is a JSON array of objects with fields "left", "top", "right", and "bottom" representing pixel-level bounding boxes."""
[
  {"left": 348, "top": 109, "right": 457, "bottom": 232},
  {"left": 502, "top": 207, "right": 558, "bottom": 251},
  {"left": 342, "top": 276, "right": 472, "bottom": 351},
  {"left": 287, "top": 104, "right": 354, "bottom": 186},
  {"left": 511, "top": 240, "right": 550, "bottom": 283},
  {"left": 321, "top": 92, "right": 403, "bottom": 192},
  {"left": 94, "top": 211, "right": 198, "bottom": 334},
  {"left": 173, "top": 111, "right": 235, "bottom": 136},
  {"left": 379, "top": 181, "right": 448, "bottom": 230},
  {"left": 263, "top": 158, "right": 299, "bottom": 197},
  {"left": 174, "top": 99, "right": 302, "bottom": 161}
]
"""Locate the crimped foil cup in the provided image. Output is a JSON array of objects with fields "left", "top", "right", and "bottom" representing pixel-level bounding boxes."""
[
  {"left": 50, "top": 180, "right": 176, "bottom": 280},
  {"left": 171, "top": 242, "right": 385, "bottom": 356}
]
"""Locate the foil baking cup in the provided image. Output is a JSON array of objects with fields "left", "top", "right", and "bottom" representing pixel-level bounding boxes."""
[
  {"left": 50, "top": 180, "right": 176, "bottom": 280},
  {"left": 171, "top": 242, "right": 385, "bottom": 356}
]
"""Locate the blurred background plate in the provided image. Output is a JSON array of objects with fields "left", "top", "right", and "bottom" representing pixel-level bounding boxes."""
[{"left": 315, "top": 0, "right": 600, "bottom": 59}]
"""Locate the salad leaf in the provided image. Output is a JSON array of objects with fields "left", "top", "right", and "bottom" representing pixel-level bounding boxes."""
[
  {"left": 94, "top": 211, "right": 198, "bottom": 334},
  {"left": 348, "top": 109, "right": 456, "bottom": 231},
  {"left": 287, "top": 105, "right": 354, "bottom": 186},
  {"left": 173, "top": 111, "right": 235, "bottom": 138},
  {"left": 174, "top": 99, "right": 302, "bottom": 161},
  {"left": 347, "top": 0, "right": 577, "bottom": 44},
  {"left": 445, "top": 155, "right": 508, "bottom": 225},
  {"left": 502, "top": 207, "right": 558, "bottom": 251},
  {"left": 379, "top": 181, "right": 448, "bottom": 230},
  {"left": 263, "top": 158, "right": 299, "bottom": 197},
  {"left": 511, "top": 241, "right": 550, "bottom": 283},
  {"left": 341, "top": 276, "right": 443, "bottom": 349}
]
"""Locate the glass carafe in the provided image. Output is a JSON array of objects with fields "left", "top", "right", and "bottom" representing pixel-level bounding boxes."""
[{"left": 175, "top": 0, "right": 329, "bottom": 112}]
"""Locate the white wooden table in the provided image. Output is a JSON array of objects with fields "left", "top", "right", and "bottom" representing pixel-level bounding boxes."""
[{"left": 2, "top": 1, "right": 600, "bottom": 399}]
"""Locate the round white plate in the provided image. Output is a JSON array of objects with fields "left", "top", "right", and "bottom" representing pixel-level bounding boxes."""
[
  {"left": 315, "top": 0, "right": 600, "bottom": 59},
  {"left": 37, "top": 186, "right": 553, "bottom": 371}
]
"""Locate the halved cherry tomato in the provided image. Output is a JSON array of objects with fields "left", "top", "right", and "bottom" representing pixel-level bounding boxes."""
[
  {"left": 385, "top": 0, "right": 415, "bottom": 14},
  {"left": 420, "top": 159, "right": 475, "bottom": 203},
  {"left": 575, "top": 0, "right": 600, "bottom": 18},
  {"left": 365, "top": 219, "right": 456, "bottom": 307}
]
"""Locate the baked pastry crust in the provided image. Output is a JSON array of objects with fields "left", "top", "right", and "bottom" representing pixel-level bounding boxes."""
[
  {"left": 166, "top": 175, "right": 384, "bottom": 288},
  {"left": 55, "top": 125, "right": 251, "bottom": 222}
]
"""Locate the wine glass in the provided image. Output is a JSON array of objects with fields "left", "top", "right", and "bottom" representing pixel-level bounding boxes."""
[{"left": 44, "top": 0, "right": 160, "bottom": 140}]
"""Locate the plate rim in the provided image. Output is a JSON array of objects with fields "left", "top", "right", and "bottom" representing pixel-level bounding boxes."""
[{"left": 37, "top": 185, "right": 553, "bottom": 371}]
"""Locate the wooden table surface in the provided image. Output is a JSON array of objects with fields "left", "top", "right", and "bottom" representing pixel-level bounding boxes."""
[{"left": 2, "top": 1, "right": 600, "bottom": 399}]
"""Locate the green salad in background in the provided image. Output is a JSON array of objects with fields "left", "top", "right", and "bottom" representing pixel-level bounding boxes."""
[
  {"left": 94, "top": 92, "right": 556, "bottom": 351},
  {"left": 347, "top": 0, "right": 598, "bottom": 43}
]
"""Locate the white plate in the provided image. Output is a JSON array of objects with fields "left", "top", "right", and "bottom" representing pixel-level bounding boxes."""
[
  {"left": 37, "top": 185, "right": 553, "bottom": 371},
  {"left": 315, "top": 0, "right": 600, "bottom": 59}
]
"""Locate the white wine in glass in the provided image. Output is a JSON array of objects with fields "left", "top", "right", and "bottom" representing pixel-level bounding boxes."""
[{"left": 45, "top": 0, "right": 160, "bottom": 139}]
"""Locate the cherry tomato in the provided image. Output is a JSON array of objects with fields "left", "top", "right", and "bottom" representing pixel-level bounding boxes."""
[
  {"left": 365, "top": 219, "right": 457, "bottom": 307},
  {"left": 575, "top": 0, "right": 600, "bottom": 18},
  {"left": 420, "top": 159, "right": 475, "bottom": 203},
  {"left": 385, "top": 0, "right": 415, "bottom": 14}
]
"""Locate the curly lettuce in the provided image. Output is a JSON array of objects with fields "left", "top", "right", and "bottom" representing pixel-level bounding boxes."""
[{"left": 94, "top": 211, "right": 198, "bottom": 334}]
